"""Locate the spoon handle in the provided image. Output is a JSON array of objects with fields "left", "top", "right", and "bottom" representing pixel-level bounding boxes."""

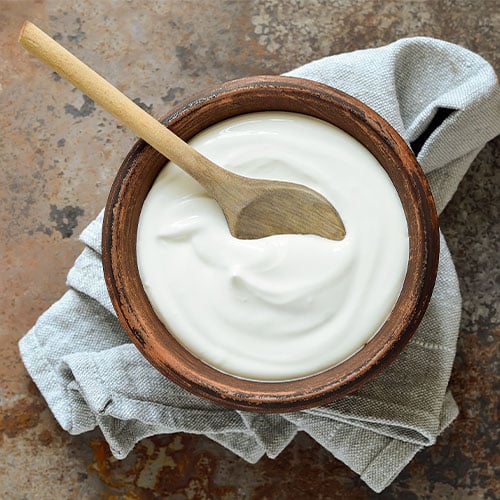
[{"left": 19, "top": 21, "right": 229, "bottom": 196}]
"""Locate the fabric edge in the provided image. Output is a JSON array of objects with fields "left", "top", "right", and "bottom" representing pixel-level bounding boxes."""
[{"left": 18, "top": 329, "right": 91, "bottom": 434}]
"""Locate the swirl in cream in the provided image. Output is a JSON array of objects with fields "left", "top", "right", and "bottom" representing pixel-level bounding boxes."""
[{"left": 137, "top": 112, "right": 408, "bottom": 381}]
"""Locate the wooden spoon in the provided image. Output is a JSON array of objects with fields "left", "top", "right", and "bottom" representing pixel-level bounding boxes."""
[{"left": 19, "top": 21, "right": 345, "bottom": 240}]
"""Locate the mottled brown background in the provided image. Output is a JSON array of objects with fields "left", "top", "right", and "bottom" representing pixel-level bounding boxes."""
[{"left": 1, "top": 1, "right": 498, "bottom": 498}]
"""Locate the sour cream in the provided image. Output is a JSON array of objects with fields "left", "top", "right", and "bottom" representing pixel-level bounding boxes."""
[{"left": 137, "top": 112, "right": 409, "bottom": 381}]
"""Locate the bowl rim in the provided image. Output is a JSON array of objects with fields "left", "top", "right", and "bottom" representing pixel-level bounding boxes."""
[{"left": 102, "top": 75, "right": 439, "bottom": 412}]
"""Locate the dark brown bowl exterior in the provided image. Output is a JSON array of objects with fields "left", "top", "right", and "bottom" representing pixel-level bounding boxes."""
[{"left": 102, "top": 76, "right": 439, "bottom": 413}]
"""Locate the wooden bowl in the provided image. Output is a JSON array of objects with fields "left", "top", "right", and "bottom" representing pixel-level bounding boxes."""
[{"left": 102, "top": 76, "right": 439, "bottom": 412}]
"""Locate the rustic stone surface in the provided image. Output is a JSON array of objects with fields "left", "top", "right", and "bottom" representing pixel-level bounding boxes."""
[{"left": 0, "top": 1, "right": 498, "bottom": 498}]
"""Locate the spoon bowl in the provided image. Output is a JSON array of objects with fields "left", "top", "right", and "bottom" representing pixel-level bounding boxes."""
[{"left": 220, "top": 176, "right": 345, "bottom": 240}]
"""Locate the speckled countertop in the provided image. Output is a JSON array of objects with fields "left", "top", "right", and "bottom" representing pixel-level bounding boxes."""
[{"left": 1, "top": 1, "right": 498, "bottom": 498}]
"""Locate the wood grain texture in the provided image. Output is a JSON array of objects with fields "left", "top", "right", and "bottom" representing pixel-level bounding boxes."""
[
  {"left": 19, "top": 21, "right": 344, "bottom": 241},
  {"left": 102, "top": 76, "right": 440, "bottom": 412}
]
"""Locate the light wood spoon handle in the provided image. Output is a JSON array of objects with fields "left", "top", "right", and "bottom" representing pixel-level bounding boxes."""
[
  {"left": 19, "top": 21, "right": 346, "bottom": 241},
  {"left": 19, "top": 21, "right": 228, "bottom": 196}
]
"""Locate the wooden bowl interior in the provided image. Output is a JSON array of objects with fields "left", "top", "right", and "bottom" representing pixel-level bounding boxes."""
[{"left": 102, "top": 76, "right": 439, "bottom": 412}]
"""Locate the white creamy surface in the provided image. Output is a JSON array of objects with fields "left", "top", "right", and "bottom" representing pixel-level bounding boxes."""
[{"left": 137, "top": 112, "right": 409, "bottom": 381}]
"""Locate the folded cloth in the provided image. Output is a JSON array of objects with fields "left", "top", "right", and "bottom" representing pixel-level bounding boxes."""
[{"left": 19, "top": 37, "right": 500, "bottom": 492}]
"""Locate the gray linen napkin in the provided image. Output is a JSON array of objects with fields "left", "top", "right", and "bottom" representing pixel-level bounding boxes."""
[{"left": 19, "top": 37, "right": 500, "bottom": 493}]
